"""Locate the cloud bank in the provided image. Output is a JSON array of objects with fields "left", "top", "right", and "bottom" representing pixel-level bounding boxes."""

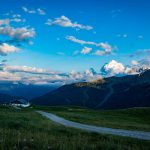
[{"left": 0, "top": 59, "right": 149, "bottom": 86}]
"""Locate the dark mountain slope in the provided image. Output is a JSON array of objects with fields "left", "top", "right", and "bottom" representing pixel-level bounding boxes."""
[
  {"left": 0, "top": 93, "right": 24, "bottom": 104},
  {"left": 0, "top": 83, "right": 57, "bottom": 99},
  {"left": 32, "top": 70, "right": 150, "bottom": 109}
]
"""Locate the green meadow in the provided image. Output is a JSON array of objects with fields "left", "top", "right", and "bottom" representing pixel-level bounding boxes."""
[
  {"left": 34, "top": 106, "right": 150, "bottom": 131},
  {"left": 0, "top": 106, "right": 150, "bottom": 150}
]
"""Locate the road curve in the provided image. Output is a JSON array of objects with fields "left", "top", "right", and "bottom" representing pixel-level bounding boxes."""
[{"left": 37, "top": 111, "right": 150, "bottom": 141}]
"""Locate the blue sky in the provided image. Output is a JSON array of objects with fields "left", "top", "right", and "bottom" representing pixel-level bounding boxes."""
[{"left": 0, "top": 0, "right": 150, "bottom": 85}]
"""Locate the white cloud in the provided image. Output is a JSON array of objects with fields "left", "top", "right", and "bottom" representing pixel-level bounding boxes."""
[
  {"left": 37, "top": 8, "right": 46, "bottom": 15},
  {"left": 136, "top": 59, "right": 150, "bottom": 71},
  {"left": 0, "top": 63, "right": 68, "bottom": 85},
  {"left": 10, "top": 14, "right": 26, "bottom": 23},
  {"left": 0, "top": 61, "right": 103, "bottom": 85},
  {"left": 46, "top": 16, "right": 93, "bottom": 30},
  {"left": 0, "top": 19, "right": 10, "bottom": 26},
  {"left": 70, "top": 70, "right": 84, "bottom": 80},
  {"left": 0, "top": 43, "right": 20, "bottom": 56},
  {"left": 101, "top": 60, "right": 125, "bottom": 76},
  {"left": 3, "top": 65, "right": 60, "bottom": 75},
  {"left": 66, "top": 36, "right": 113, "bottom": 55},
  {"left": 0, "top": 71, "right": 21, "bottom": 82},
  {"left": 0, "top": 26, "right": 35, "bottom": 40},
  {"left": 22, "top": 7, "right": 45, "bottom": 15},
  {"left": 99, "top": 43, "right": 112, "bottom": 53},
  {"left": 94, "top": 50, "right": 107, "bottom": 56},
  {"left": 131, "top": 60, "right": 138, "bottom": 66},
  {"left": 22, "top": 7, "right": 36, "bottom": 14},
  {"left": 0, "top": 58, "right": 149, "bottom": 85},
  {"left": 101, "top": 59, "right": 150, "bottom": 76},
  {"left": 81, "top": 47, "right": 92, "bottom": 54},
  {"left": 0, "top": 15, "right": 26, "bottom": 26},
  {"left": 66, "top": 35, "right": 95, "bottom": 45}
]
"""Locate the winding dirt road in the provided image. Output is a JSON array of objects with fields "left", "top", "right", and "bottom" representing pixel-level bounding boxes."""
[{"left": 37, "top": 111, "right": 150, "bottom": 141}]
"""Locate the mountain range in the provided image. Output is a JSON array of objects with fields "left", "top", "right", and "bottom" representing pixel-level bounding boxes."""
[
  {"left": 32, "top": 70, "right": 150, "bottom": 109},
  {"left": 0, "top": 93, "right": 25, "bottom": 104},
  {"left": 0, "top": 83, "right": 57, "bottom": 99}
]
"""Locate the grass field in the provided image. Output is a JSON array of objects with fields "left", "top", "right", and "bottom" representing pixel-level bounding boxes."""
[
  {"left": 0, "top": 106, "right": 150, "bottom": 150},
  {"left": 34, "top": 105, "right": 150, "bottom": 131}
]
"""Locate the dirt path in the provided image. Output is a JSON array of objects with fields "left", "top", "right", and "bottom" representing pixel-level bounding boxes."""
[{"left": 37, "top": 111, "right": 150, "bottom": 141}]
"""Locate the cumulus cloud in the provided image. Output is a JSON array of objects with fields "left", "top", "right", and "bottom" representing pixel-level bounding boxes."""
[
  {"left": 66, "top": 36, "right": 113, "bottom": 55},
  {"left": 0, "top": 43, "right": 20, "bottom": 56},
  {"left": 0, "top": 17, "right": 32, "bottom": 55},
  {"left": 0, "top": 26, "right": 35, "bottom": 41},
  {"left": 69, "top": 69, "right": 102, "bottom": 82},
  {"left": 46, "top": 16, "right": 93, "bottom": 30},
  {"left": 101, "top": 59, "right": 150, "bottom": 76},
  {"left": 81, "top": 47, "right": 92, "bottom": 54},
  {"left": 101, "top": 60, "right": 125, "bottom": 76}
]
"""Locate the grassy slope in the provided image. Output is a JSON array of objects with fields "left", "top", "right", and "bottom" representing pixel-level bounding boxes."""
[
  {"left": 0, "top": 106, "right": 150, "bottom": 150},
  {"left": 34, "top": 106, "right": 150, "bottom": 131}
]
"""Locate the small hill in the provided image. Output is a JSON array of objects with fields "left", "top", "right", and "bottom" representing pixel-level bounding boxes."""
[{"left": 32, "top": 70, "right": 150, "bottom": 109}]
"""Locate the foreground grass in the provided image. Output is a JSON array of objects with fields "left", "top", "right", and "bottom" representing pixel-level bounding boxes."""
[
  {"left": 34, "top": 105, "right": 150, "bottom": 131},
  {"left": 0, "top": 106, "right": 150, "bottom": 150}
]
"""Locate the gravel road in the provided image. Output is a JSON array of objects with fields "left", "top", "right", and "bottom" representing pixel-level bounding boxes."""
[{"left": 37, "top": 110, "right": 150, "bottom": 140}]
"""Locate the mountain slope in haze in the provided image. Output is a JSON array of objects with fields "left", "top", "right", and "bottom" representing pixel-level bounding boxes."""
[
  {"left": 32, "top": 70, "right": 150, "bottom": 109},
  {"left": 0, "top": 93, "right": 25, "bottom": 104},
  {"left": 0, "top": 83, "right": 58, "bottom": 99}
]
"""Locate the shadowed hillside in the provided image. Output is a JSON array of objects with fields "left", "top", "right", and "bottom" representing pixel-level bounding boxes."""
[{"left": 32, "top": 70, "right": 150, "bottom": 109}]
